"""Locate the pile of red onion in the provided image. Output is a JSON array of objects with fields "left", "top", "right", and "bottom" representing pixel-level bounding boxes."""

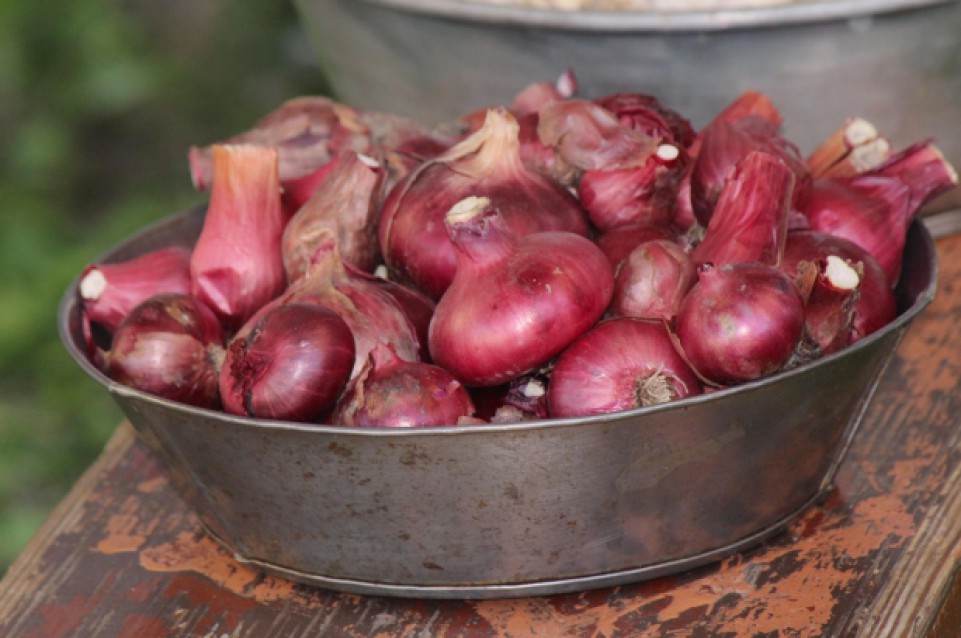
[{"left": 79, "top": 75, "right": 958, "bottom": 426}]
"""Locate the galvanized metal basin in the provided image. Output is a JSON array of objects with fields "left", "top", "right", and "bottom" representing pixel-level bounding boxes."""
[
  {"left": 58, "top": 205, "right": 936, "bottom": 598},
  {"left": 295, "top": 0, "right": 961, "bottom": 211}
]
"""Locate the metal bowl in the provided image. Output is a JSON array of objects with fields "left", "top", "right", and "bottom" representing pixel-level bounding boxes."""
[
  {"left": 295, "top": 0, "right": 961, "bottom": 211},
  {"left": 59, "top": 206, "right": 936, "bottom": 598}
]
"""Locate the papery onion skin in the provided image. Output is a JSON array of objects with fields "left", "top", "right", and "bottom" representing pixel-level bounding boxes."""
[
  {"left": 691, "top": 150, "right": 795, "bottom": 268},
  {"left": 362, "top": 271, "right": 436, "bottom": 362},
  {"left": 536, "top": 99, "right": 658, "bottom": 172},
  {"left": 548, "top": 317, "right": 702, "bottom": 418},
  {"left": 798, "top": 175, "right": 911, "bottom": 285},
  {"left": 594, "top": 92, "right": 696, "bottom": 148},
  {"left": 577, "top": 143, "right": 687, "bottom": 231},
  {"left": 378, "top": 107, "right": 590, "bottom": 299},
  {"left": 429, "top": 197, "right": 614, "bottom": 387},
  {"left": 780, "top": 230, "right": 896, "bottom": 343},
  {"left": 595, "top": 222, "right": 678, "bottom": 270},
  {"left": 282, "top": 151, "right": 385, "bottom": 281},
  {"left": 80, "top": 245, "right": 192, "bottom": 334},
  {"left": 690, "top": 116, "right": 810, "bottom": 226},
  {"left": 280, "top": 157, "right": 339, "bottom": 221},
  {"left": 676, "top": 263, "right": 805, "bottom": 384},
  {"left": 266, "top": 238, "right": 421, "bottom": 380},
  {"left": 331, "top": 343, "right": 474, "bottom": 427},
  {"left": 511, "top": 68, "right": 577, "bottom": 117},
  {"left": 190, "top": 144, "right": 287, "bottom": 331},
  {"left": 802, "top": 256, "right": 861, "bottom": 356},
  {"left": 220, "top": 303, "right": 354, "bottom": 422},
  {"left": 610, "top": 239, "right": 696, "bottom": 321},
  {"left": 105, "top": 294, "right": 225, "bottom": 409}
]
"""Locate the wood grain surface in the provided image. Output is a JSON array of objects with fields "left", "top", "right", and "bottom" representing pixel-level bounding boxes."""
[{"left": 1, "top": 223, "right": 960, "bottom": 637}]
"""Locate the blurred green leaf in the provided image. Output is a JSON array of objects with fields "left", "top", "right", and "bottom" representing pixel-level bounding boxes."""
[{"left": 0, "top": 0, "right": 329, "bottom": 573}]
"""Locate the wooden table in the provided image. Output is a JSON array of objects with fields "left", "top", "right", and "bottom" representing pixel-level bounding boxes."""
[{"left": 3, "top": 216, "right": 961, "bottom": 637}]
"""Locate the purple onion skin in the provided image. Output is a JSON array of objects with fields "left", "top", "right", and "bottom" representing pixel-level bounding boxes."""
[
  {"left": 332, "top": 345, "right": 474, "bottom": 427},
  {"left": 220, "top": 303, "right": 355, "bottom": 422},
  {"left": 610, "top": 239, "right": 696, "bottom": 321},
  {"left": 595, "top": 222, "right": 677, "bottom": 270},
  {"left": 105, "top": 293, "right": 225, "bottom": 409},
  {"left": 548, "top": 318, "right": 702, "bottom": 418},
  {"left": 675, "top": 263, "right": 805, "bottom": 384},
  {"left": 780, "top": 230, "right": 896, "bottom": 343},
  {"left": 429, "top": 209, "right": 614, "bottom": 387}
]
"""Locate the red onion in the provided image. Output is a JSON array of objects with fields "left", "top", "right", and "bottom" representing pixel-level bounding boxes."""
[
  {"left": 277, "top": 237, "right": 420, "bottom": 379},
  {"left": 691, "top": 150, "right": 796, "bottom": 268},
  {"left": 79, "top": 245, "right": 192, "bottom": 334},
  {"left": 280, "top": 157, "right": 339, "bottom": 220},
  {"left": 378, "top": 107, "right": 590, "bottom": 299},
  {"left": 282, "top": 151, "right": 385, "bottom": 280},
  {"left": 104, "top": 294, "right": 225, "bottom": 409},
  {"left": 610, "top": 239, "right": 695, "bottom": 321},
  {"left": 350, "top": 265, "right": 436, "bottom": 362},
  {"left": 548, "top": 318, "right": 702, "bottom": 417},
  {"left": 798, "top": 175, "right": 912, "bottom": 284},
  {"left": 536, "top": 99, "right": 658, "bottom": 171},
  {"left": 577, "top": 143, "right": 687, "bottom": 231},
  {"left": 331, "top": 343, "right": 474, "bottom": 427},
  {"left": 190, "top": 144, "right": 286, "bottom": 331},
  {"left": 802, "top": 256, "right": 862, "bottom": 356},
  {"left": 187, "top": 96, "right": 428, "bottom": 190},
  {"left": 675, "top": 263, "right": 805, "bottom": 384},
  {"left": 517, "top": 112, "right": 575, "bottom": 185},
  {"left": 690, "top": 116, "right": 809, "bottom": 226},
  {"left": 593, "top": 92, "right": 696, "bottom": 148},
  {"left": 220, "top": 303, "right": 355, "bottom": 422},
  {"left": 674, "top": 91, "right": 782, "bottom": 232},
  {"left": 595, "top": 222, "right": 678, "bottom": 270},
  {"left": 511, "top": 68, "right": 577, "bottom": 116},
  {"left": 429, "top": 196, "right": 614, "bottom": 386},
  {"left": 871, "top": 140, "right": 958, "bottom": 215},
  {"left": 780, "top": 230, "right": 896, "bottom": 342}
]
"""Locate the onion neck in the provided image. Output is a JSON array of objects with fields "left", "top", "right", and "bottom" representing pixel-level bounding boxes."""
[
  {"left": 445, "top": 196, "right": 517, "bottom": 267},
  {"left": 440, "top": 108, "right": 524, "bottom": 180}
]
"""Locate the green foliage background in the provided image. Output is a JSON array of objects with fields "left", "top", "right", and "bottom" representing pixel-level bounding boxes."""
[{"left": 0, "top": 0, "right": 328, "bottom": 573}]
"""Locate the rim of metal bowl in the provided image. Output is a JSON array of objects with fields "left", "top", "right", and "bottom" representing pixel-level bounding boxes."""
[
  {"left": 352, "top": 0, "right": 956, "bottom": 31},
  {"left": 57, "top": 204, "right": 938, "bottom": 440}
]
